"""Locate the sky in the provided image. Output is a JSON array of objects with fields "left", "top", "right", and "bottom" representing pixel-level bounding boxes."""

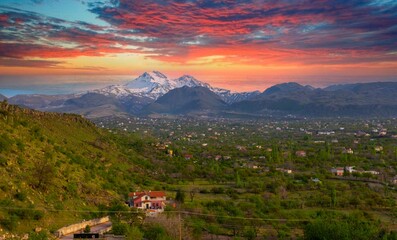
[{"left": 0, "top": 0, "right": 396, "bottom": 95}]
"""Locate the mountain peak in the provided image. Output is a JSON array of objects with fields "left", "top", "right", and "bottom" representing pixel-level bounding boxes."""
[
  {"left": 263, "top": 82, "right": 313, "bottom": 95},
  {"left": 93, "top": 71, "right": 262, "bottom": 103},
  {"left": 152, "top": 71, "right": 167, "bottom": 79},
  {"left": 179, "top": 74, "right": 195, "bottom": 79}
]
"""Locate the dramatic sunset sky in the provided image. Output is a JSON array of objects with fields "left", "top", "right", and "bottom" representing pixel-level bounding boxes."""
[{"left": 0, "top": 0, "right": 396, "bottom": 95}]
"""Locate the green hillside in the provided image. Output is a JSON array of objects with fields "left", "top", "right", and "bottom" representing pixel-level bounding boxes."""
[{"left": 0, "top": 101, "right": 153, "bottom": 236}]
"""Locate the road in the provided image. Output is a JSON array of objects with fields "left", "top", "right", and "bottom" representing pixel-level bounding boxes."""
[{"left": 59, "top": 221, "right": 112, "bottom": 239}]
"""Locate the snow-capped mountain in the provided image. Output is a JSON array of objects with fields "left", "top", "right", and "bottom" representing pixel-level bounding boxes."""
[{"left": 92, "top": 71, "right": 259, "bottom": 103}]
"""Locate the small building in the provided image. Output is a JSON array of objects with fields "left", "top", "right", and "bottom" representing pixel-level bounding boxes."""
[
  {"left": 374, "top": 146, "right": 383, "bottom": 152},
  {"left": 392, "top": 176, "right": 397, "bottom": 185},
  {"left": 331, "top": 167, "right": 344, "bottom": 176},
  {"left": 214, "top": 155, "right": 222, "bottom": 161},
  {"left": 167, "top": 149, "right": 173, "bottom": 157},
  {"left": 345, "top": 166, "right": 356, "bottom": 173},
  {"left": 184, "top": 154, "right": 193, "bottom": 160},
  {"left": 363, "top": 170, "right": 380, "bottom": 175},
  {"left": 311, "top": 178, "right": 321, "bottom": 184},
  {"left": 128, "top": 191, "right": 166, "bottom": 212},
  {"left": 276, "top": 168, "right": 293, "bottom": 174},
  {"left": 295, "top": 150, "right": 306, "bottom": 157},
  {"left": 342, "top": 148, "right": 354, "bottom": 154}
]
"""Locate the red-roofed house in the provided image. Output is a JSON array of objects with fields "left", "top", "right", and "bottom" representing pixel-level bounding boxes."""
[
  {"left": 128, "top": 191, "right": 166, "bottom": 212},
  {"left": 331, "top": 167, "right": 344, "bottom": 176}
]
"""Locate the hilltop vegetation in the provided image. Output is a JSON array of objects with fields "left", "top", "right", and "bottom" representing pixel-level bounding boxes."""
[{"left": 0, "top": 101, "right": 155, "bottom": 236}]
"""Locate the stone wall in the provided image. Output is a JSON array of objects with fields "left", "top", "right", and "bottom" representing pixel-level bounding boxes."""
[{"left": 55, "top": 216, "right": 110, "bottom": 237}]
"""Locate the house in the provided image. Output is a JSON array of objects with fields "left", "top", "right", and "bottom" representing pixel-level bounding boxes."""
[
  {"left": 295, "top": 150, "right": 306, "bottom": 157},
  {"left": 331, "top": 167, "right": 344, "bottom": 176},
  {"left": 345, "top": 166, "right": 356, "bottom": 174},
  {"left": 363, "top": 170, "right": 380, "bottom": 175},
  {"left": 374, "top": 146, "right": 383, "bottom": 152},
  {"left": 311, "top": 178, "right": 321, "bottom": 184},
  {"left": 167, "top": 149, "right": 173, "bottom": 157},
  {"left": 392, "top": 176, "right": 397, "bottom": 185},
  {"left": 128, "top": 191, "right": 166, "bottom": 212},
  {"left": 184, "top": 154, "right": 193, "bottom": 160},
  {"left": 379, "top": 130, "right": 387, "bottom": 136},
  {"left": 276, "top": 168, "right": 293, "bottom": 174},
  {"left": 236, "top": 145, "right": 247, "bottom": 151},
  {"left": 214, "top": 155, "right": 222, "bottom": 161},
  {"left": 342, "top": 148, "right": 354, "bottom": 154}
]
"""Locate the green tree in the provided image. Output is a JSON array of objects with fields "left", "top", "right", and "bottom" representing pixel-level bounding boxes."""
[
  {"left": 331, "top": 188, "right": 337, "bottom": 207},
  {"left": 304, "top": 214, "right": 380, "bottom": 240},
  {"left": 127, "top": 226, "right": 144, "bottom": 240},
  {"left": 31, "top": 157, "right": 56, "bottom": 190},
  {"left": 175, "top": 189, "right": 185, "bottom": 204},
  {"left": 84, "top": 225, "right": 91, "bottom": 233},
  {"left": 235, "top": 170, "right": 242, "bottom": 187},
  {"left": 112, "top": 222, "right": 128, "bottom": 235},
  {"left": 28, "top": 231, "right": 49, "bottom": 240}
]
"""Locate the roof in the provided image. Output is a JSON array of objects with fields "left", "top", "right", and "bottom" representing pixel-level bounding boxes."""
[{"left": 129, "top": 191, "right": 166, "bottom": 199}]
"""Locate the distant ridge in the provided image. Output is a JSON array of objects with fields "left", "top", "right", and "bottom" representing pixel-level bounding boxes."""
[
  {"left": 0, "top": 94, "right": 7, "bottom": 101},
  {"left": 142, "top": 86, "right": 227, "bottom": 114},
  {"left": 2, "top": 75, "right": 397, "bottom": 118},
  {"left": 231, "top": 82, "right": 397, "bottom": 117}
]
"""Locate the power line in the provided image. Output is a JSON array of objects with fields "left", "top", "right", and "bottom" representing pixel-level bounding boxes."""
[{"left": 0, "top": 206, "right": 311, "bottom": 222}]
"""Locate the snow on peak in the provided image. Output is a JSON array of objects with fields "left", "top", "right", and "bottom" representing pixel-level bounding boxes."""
[
  {"left": 91, "top": 71, "right": 260, "bottom": 103},
  {"left": 174, "top": 75, "right": 210, "bottom": 89},
  {"left": 121, "top": 71, "right": 213, "bottom": 99}
]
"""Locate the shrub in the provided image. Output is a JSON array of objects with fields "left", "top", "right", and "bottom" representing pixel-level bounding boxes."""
[
  {"left": 28, "top": 231, "right": 49, "bottom": 240},
  {"left": 0, "top": 215, "right": 18, "bottom": 231},
  {"left": 0, "top": 134, "right": 12, "bottom": 152},
  {"left": 14, "top": 191, "right": 27, "bottom": 201},
  {"left": 112, "top": 222, "right": 128, "bottom": 235},
  {"left": 143, "top": 224, "right": 172, "bottom": 240},
  {"left": 127, "top": 226, "right": 144, "bottom": 240}
]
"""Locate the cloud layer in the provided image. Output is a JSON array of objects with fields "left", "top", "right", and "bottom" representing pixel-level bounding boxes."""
[{"left": 0, "top": 0, "right": 396, "bottom": 69}]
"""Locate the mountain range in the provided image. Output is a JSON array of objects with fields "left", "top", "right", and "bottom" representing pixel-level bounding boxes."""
[
  {"left": 0, "top": 94, "right": 7, "bottom": 101},
  {"left": 2, "top": 71, "right": 397, "bottom": 118}
]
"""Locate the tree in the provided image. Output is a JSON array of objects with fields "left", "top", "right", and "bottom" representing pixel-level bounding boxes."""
[
  {"left": 304, "top": 213, "right": 380, "bottom": 240},
  {"left": 84, "top": 225, "right": 91, "bottom": 233},
  {"left": 330, "top": 188, "right": 337, "bottom": 207},
  {"left": 235, "top": 170, "right": 242, "bottom": 187},
  {"left": 127, "top": 226, "right": 143, "bottom": 240},
  {"left": 175, "top": 189, "right": 185, "bottom": 204},
  {"left": 31, "top": 156, "right": 55, "bottom": 190},
  {"left": 189, "top": 188, "right": 198, "bottom": 202}
]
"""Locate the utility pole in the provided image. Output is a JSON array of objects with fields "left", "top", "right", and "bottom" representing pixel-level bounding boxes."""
[{"left": 179, "top": 211, "right": 182, "bottom": 240}]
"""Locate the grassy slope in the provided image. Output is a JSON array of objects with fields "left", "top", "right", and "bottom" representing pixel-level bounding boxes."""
[{"left": 0, "top": 102, "right": 151, "bottom": 234}]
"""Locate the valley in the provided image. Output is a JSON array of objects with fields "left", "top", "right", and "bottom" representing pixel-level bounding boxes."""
[{"left": 2, "top": 99, "right": 396, "bottom": 239}]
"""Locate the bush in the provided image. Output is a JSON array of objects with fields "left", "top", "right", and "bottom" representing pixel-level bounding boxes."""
[
  {"left": 0, "top": 155, "right": 7, "bottom": 166},
  {"left": 304, "top": 214, "right": 380, "bottom": 240},
  {"left": 210, "top": 187, "right": 225, "bottom": 194},
  {"left": 112, "top": 222, "right": 128, "bottom": 235},
  {"left": 175, "top": 189, "right": 185, "bottom": 204},
  {"left": 0, "top": 215, "right": 18, "bottom": 231},
  {"left": 0, "top": 134, "right": 12, "bottom": 152},
  {"left": 28, "top": 231, "right": 49, "bottom": 240},
  {"left": 144, "top": 224, "right": 172, "bottom": 240},
  {"left": 14, "top": 191, "right": 27, "bottom": 201},
  {"left": 127, "top": 226, "right": 144, "bottom": 240},
  {"left": 84, "top": 225, "right": 91, "bottom": 233}
]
